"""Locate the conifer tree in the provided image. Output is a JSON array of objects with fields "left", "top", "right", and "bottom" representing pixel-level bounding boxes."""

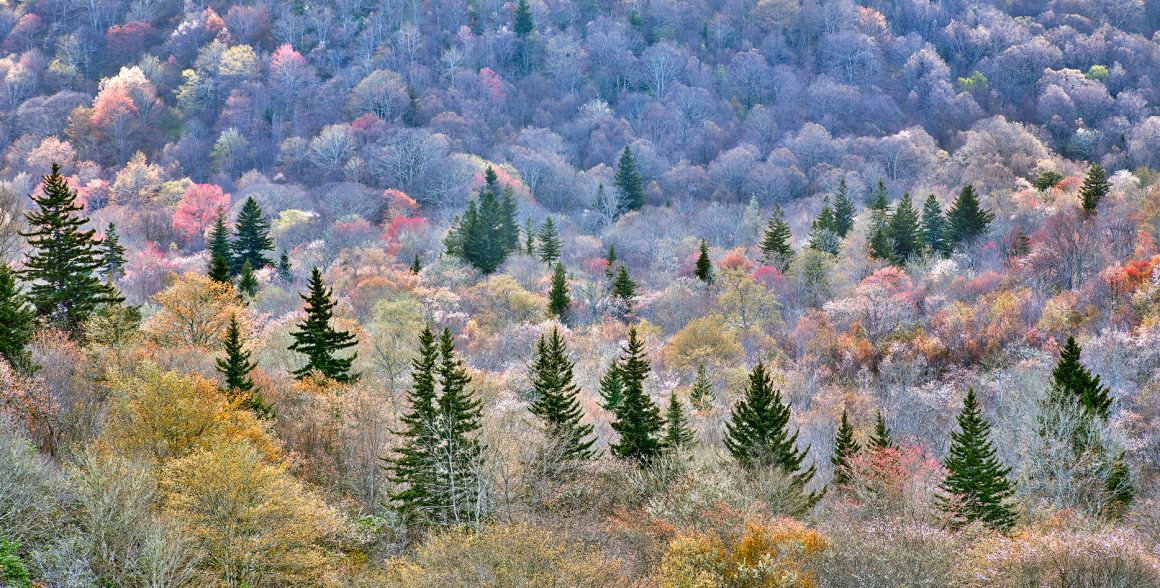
[
  {"left": 760, "top": 207, "right": 795, "bottom": 271},
  {"left": 921, "top": 194, "right": 949, "bottom": 256},
  {"left": 831, "top": 410, "right": 860, "bottom": 485},
  {"left": 231, "top": 197, "right": 274, "bottom": 273},
  {"left": 833, "top": 179, "right": 856, "bottom": 238},
  {"left": 278, "top": 251, "right": 293, "bottom": 281},
  {"left": 538, "top": 217, "right": 561, "bottom": 264},
  {"left": 101, "top": 223, "right": 126, "bottom": 281},
  {"left": 207, "top": 211, "right": 233, "bottom": 275},
  {"left": 663, "top": 392, "right": 695, "bottom": 451},
  {"left": 605, "top": 244, "right": 617, "bottom": 278},
  {"left": 689, "top": 362, "right": 713, "bottom": 410},
  {"left": 451, "top": 176, "right": 519, "bottom": 274},
  {"left": 946, "top": 185, "right": 994, "bottom": 247},
  {"left": 215, "top": 315, "right": 272, "bottom": 418},
  {"left": 1079, "top": 163, "right": 1108, "bottom": 216},
  {"left": 548, "top": 262, "right": 570, "bottom": 323},
  {"left": 1009, "top": 227, "right": 1030, "bottom": 258},
  {"left": 208, "top": 252, "right": 232, "bottom": 284},
  {"left": 867, "top": 223, "right": 895, "bottom": 263},
  {"left": 528, "top": 327, "right": 596, "bottom": 462},
  {"left": 500, "top": 187, "right": 520, "bottom": 253},
  {"left": 19, "top": 163, "right": 120, "bottom": 338},
  {"left": 288, "top": 267, "right": 360, "bottom": 382},
  {"left": 807, "top": 197, "right": 841, "bottom": 255},
  {"left": 387, "top": 326, "right": 441, "bottom": 521},
  {"left": 868, "top": 179, "right": 889, "bottom": 219},
  {"left": 937, "top": 388, "right": 1017, "bottom": 531},
  {"left": 609, "top": 327, "right": 664, "bottom": 464},
  {"left": 432, "top": 327, "right": 485, "bottom": 524},
  {"left": 237, "top": 260, "right": 258, "bottom": 298},
  {"left": 1051, "top": 336, "right": 1112, "bottom": 419},
  {"left": 889, "top": 192, "right": 924, "bottom": 264},
  {"left": 0, "top": 266, "right": 36, "bottom": 372},
  {"left": 870, "top": 411, "right": 894, "bottom": 450},
  {"left": 524, "top": 218, "right": 536, "bottom": 255},
  {"left": 599, "top": 360, "right": 624, "bottom": 411},
  {"left": 513, "top": 0, "right": 534, "bottom": 37},
  {"left": 610, "top": 263, "right": 637, "bottom": 319},
  {"left": 614, "top": 147, "right": 645, "bottom": 213},
  {"left": 724, "top": 362, "right": 816, "bottom": 490},
  {"left": 693, "top": 239, "right": 714, "bottom": 284}
]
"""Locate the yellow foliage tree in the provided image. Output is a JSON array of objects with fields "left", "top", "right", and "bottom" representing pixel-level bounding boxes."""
[
  {"left": 144, "top": 272, "right": 245, "bottom": 348},
  {"left": 663, "top": 313, "right": 745, "bottom": 374},
  {"left": 658, "top": 518, "right": 827, "bottom": 588},
  {"left": 467, "top": 274, "right": 545, "bottom": 333},
  {"left": 715, "top": 269, "right": 783, "bottom": 335}
]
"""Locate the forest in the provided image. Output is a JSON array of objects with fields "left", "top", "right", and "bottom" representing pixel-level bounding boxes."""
[{"left": 2, "top": 0, "right": 1160, "bottom": 585}]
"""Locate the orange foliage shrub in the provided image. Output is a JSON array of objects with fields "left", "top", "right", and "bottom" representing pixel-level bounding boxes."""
[{"left": 657, "top": 517, "right": 827, "bottom": 588}]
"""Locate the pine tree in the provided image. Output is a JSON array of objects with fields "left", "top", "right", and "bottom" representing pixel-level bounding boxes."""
[
  {"left": 807, "top": 197, "right": 841, "bottom": 255},
  {"left": 599, "top": 359, "right": 624, "bottom": 411},
  {"left": 387, "top": 326, "right": 441, "bottom": 521},
  {"left": 215, "top": 315, "right": 272, "bottom": 419},
  {"left": 513, "top": 0, "right": 534, "bottom": 37},
  {"left": 868, "top": 179, "right": 889, "bottom": 218},
  {"left": 524, "top": 218, "right": 536, "bottom": 255},
  {"left": 946, "top": 185, "right": 994, "bottom": 247},
  {"left": 232, "top": 197, "right": 274, "bottom": 273},
  {"left": 101, "top": 223, "right": 126, "bottom": 281},
  {"left": 760, "top": 207, "right": 795, "bottom": 271},
  {"left": 1079, "top": 163, "right": 1109, "bottom": 216},
  {"left": 609, "top": 327, "right": 664, "bottom": 464},
  {"left": 605, "top": 244, "right": 617, "bottom": 278},
  {"left": 278, "top": 251, "right": 294, "bottom": 281},
  {"left": 833, "top": 179, "right": 856, "bottom": 238},
  {"left": 207, "top": 211, "right": 233, "bottom": 276},
  {"left": 528, "top": 327, "right": 596, "bottom": 462},
  {"left": 208, "top": 252, "right": 232, "bottom": 284},
  {"left": 867, "top": 223, "right": 895, "bottom": 263},
  {"left": 500, "top": 187, "right": 520, "bottom": 253},
  {"left": 19, "top": 164, "right": 120, "bottom": 338},
  {"left": 870, "top": 411, "right": 894, "bottom": 450},
  {"left": 1051, "top": 336, "right": 1112, "bottom": 419},
  {"left": 432, "top": 327, "right": 485, "bottom": 525},
  {"left": 0, "top": 267, "right": 36, "bottom": 372},
  {"left": 937, "top": 388, "right": 1017, "bottom": 531},
  {"left": 548, "top": 262, "right": 570, "bottom": 323},
  {"left": 921, "top": 194, "right": 949, "bottom": 256},
  {"left": 888, "top": 192, "right": 924, "bottom": 264},
  {"left": 614, "top": 147, "right": 645, "bottom": 213},
  {"left": 724, "top": 362, "right": 816, "bottom": 487},
  {"left": 288, "top": 267, "right": 360, "bottom": 382},
  {"left": 409, "top": 254, "right": 422, "bottom": 274},
  {"left": 663, "top": 392, "right": 696, "bottom": 451},
  {"left": 237, "top": 259, "right": 258, "bottom": 297},
  {"left": 610, "top": 263, "right": 637, "bottom": 318},
  {"left": 689, "top": 362, "right": 713, "bottom": 410},
  {"left": 452, "top": 177, "right": 519, "bottom": 274},
  {"left": 538, "top": 217, "right": 561, "bottom": 264},
  {"left": 831, "top": 410, "right": 860, "bottom": 485},
  {"left": 693, "top": 239, "right": 714, "bottom": 284}
]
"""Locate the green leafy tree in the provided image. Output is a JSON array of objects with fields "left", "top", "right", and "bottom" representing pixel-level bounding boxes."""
[
  {"left": 288, "top": 267, "right": 360, "bottom": 382},
  {"left": 0, "top": 537, "right": 30, "bottom": 588},
  {"left": 237, "top": 259, "right": 258, "bottom": 297},
  {"left": 724, "top": 362, "right": 816, "bottom": 491},
  {"left": 387, "top": 326, "right": 441, "bottom": 521},
  {"left": 231, "top": 197, "right": 274, "bottom": 273},
  {"left": 921, "top": 194, "right": 949, "bottom": 256},
  {"left": 946, "top": 185, "right": 994, "bottom": 247},
  {"left": 689, "top": 362, "right": 713, "bottom": 410},
  {"left": 547, "top": 262, "right": 570, "bottom": 322},
  {"left": 19, "top": 163, "right": 120, "bottom": 338},
  {"left": 833, "top": 179, "right": 856, "bottom": 238},
  {"left": 760, "top": 207, "right": 794, "bottom": 271},
  {"left": 662, "top": 392, "right": 695, "bottom": 452},
  {"left": 609, "top": 327, "right": 664, "bottom": 464},
  {"left": 870, "top": 411, "right": 893, "bottom": 450},
  {"left": 0, "top": 267, "right": 36, "bottom": 372},
  {"left": 538, "top": 217, "right": 561, "bottom": 264},
  {"left": 216, "top": 315, "right": 272, "bottom": 418},
  {"left": 1079, "top": 163, "right": 1109, "bottom": 215},
  {"left": 831, "top": 410, "right": 860, "bottom": 485},
  {"left": 528, "top": 327, "right": 596, "bottom": 462},
  {"left": 937, "top": 388, "right": 1017, "bottom": 531},
  {"left": 101, "top": 223, "right": 126, "bottom": 281},
  {"left": 1052, "top": 336, "right": 1112, "bottom": 419},
  {"left": 614, "top": 147, "right": 645, "bottom": 213},
  {"left": 888, "top": 192, "right": 924, "bottom": 264},
  {"left": 693, "top": 239, "right": 714, "bottom": 284}
]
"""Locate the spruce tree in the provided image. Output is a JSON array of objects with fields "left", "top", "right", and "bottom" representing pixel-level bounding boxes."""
[
  {"left": 807, "top": 197, "right": 841, "bottom": 255},
  {"left": 921, "top": 194, "right": 949, "bottom": 256},
  {"left": 288, "top": 267, "right": 360, "bottom": 383},
  {"left": 453, "top": 177, "right": 519, "bottom": 274},
  {"left": 614, "top": 147, "right": 645, "bottom": 213},
  {"left": 833, "top": 179, "right": 856, "bottom": 238},
  {"left": 19, "top": 163, "right": 120, "bottom": 338},
  {"left": 0, "top": 267, "right": 36, "bottom": 372},
  {"left": 662, "top": 392, "right": 695, "bottom": 451},
  {"left": 538, "top": 217, "right": 561, "bottom": 264},
  {"left": 215, "top": 315, "right": 272, "bottom": 418},
  {"left": 599, "top": 359, "right": 624, "bottom": 411},
  {"left": 500, "top": 187, "right": 520, "bottom": 253},
  {"left": 937, "top": 388, "right": 1017, "bottom": 532},
  {"left": 1079, "top": 163, "right": 1108, "bottom": 216},
  {"left": 208, "top": 252, "right": 232, "bottom": 284},
  {"left": 548, "top": 262, "right": 570, "bottom": 323},
  {"left": 831, "top": 410, "right": 860, "bottom": 485},
  {"left": 207, "top": 211, "right": 233, "bottom": 276},
  {"left": 1033, "top": 170, "right": 1064, "bottom": 192},
  {"left": 528, "top": 327, "right": 596, "bottom": 462},
  {"left": 513, "top": 0, "right": 534, "bottom": 37},
  {"left": 387, "top": 326, "right": 440, "bottom": 521},
  {"left": 946, "top": 185, "right": 994, "bottom": 247},
  {"left": 609, "top": 327, "right": 664, "bottom": 464},
  {"left": 610, "top": 263, "right": 637, "bottom": 319},
  {"left": 693, "top": 239, "right": 714, "bottom": 284},
  {"left": 870, "top": 410, "right": 894, "bottom": 450},
  {"left": 868, "top": 179, "right": 889, "bottom": 214},
  {"left": 433, "top": 327, "right": 485, "bottom": 524},
  {"left": 409, "top": 254, "right": 422, "bottom": 274},
  {"left": 524, "top": 218, "right": 536, "bottom": 255},
  {"left": 689, "top": 362, "right": 713, "bottom": 410},
  {"left": 278, "top": 251, "right": 293, "bottom": 281},
  {"left": 760, "top": 207, "right": 795, "bottom": 271},
  {"left": 724, "top": 362, "right": 816, "bottom": 488},
  {"left": 888, "top": 192, "right": 924, "bottom": 264},
  {"left": 232, "top": 197, "right": 274, "bottom": 273},
  {"left": 867, "top": 223, "right": 895, "bottom": 263},
  {"left": 1051, "top": 336, "right": 1112, "bottom": 419},
  {"left": 237, "top": 259, "right": 258, "bottom": 297},
  {"left": 101, "top": 223, "right": 126, "bottom": 281},
  {"left": 605, "top": 244, "right": 617, "bottom": 278}
]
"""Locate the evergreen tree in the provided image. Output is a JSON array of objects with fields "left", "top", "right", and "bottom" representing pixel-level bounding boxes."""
[
  {"left": 693, "top": 239, "right": 714, "bottom": 284},
  {"left": 609, "top": 327, "right": 664, "bottom": 464},
  {"left": 760, "top": 207, "right": 795, "bottom": 271},
  {"left": 599, "top": 359, "right": 624, "bottom": 411},
  {"left": 614, "top": 147, "right": 645, "bottom": 213},
  {"left": 548, "top": 262, "right": 570, "bottom": 322},
  {"left": 451, "top": 178, "right": 519, "bottom": 274},
  {"left": 500, "top": 187, "right": 520, "bottom": 253},
  {"left": 410, "top": 254, "right": 422, "bottom": 274},
  {"left": 1079, "top": 163, "right": 1109, "bottom": 216},
  {"left": 288, "top": 267, "right": 360, "bottom": 383},
  {"left": 432, "top": 327, "right": 485, "bottom": 524},
  {"left": 1051, "top": 336, "right": 1112, "bottom": 420},
  {"left": 888, "top": 192, "right": 924, "bottom": 264},
  {"left": 945, "top": 185, "right": 994, "bottom": 247},
  {"left": 101, "top": 223, "right": 126, "bottom": 281},
  {"left": 0, "top": 267, "right": 36, "bottom": 372},
  {"left": 387, "top": 326, "right": 441, "bottom": 521},
  {"left": 610, "top": 263, "right": 637, "bottom": 317},
  {"left": 807, "top": 197, "right": 841, "bottom": 255},
  {"left": 724, "top": 361, "right": 816, "bottom": 491},
  {"left": 528, "top": 327, "right": 596, "bottom": 462},
  {"left": 1009, "top": 227, "right": 1030, "bottom": 258},
  {"left": 1033, "top": 170, "right": 1064, "bottom": 192},
  {"left": 19, "top": 164, "right": 120, "bottom": 338},
  {"left": 278, "top": 251, "right": 293, "bottom": 281},
  {"left": 513, "top": 0, "right": 534, "bottom": 37},
  {"left": 870, "top": 410, "right": 893, "bottom": 450},
  {"left": 865, "top": 181, "right": 893, "bottom": 261},
  {"left": 921, "top": 194, "right": 949, "bottom": 256},
  {"left": 208, "top": 251, "right": 232, "bottom": 284},
  {"left": 524, "top": 218, "right": 536, "bottom": 255},
  {"left": 833, "top": 179, "right": 856, "bottom": 238},
  {"left": 867, "top": 223, "right": 895, "bottom": 263},
  {"left": 538, "top": 217, "right": 561, "bottom": 264},
  {"left": 662, "top": 392, "right": 695, "bottom": 451},
  {"left": 232, "top": 197, "right": 274, "bottom": 273},
  {"left": 605, "top": 244, "right": 617, "bottom": 278},
  {"left": 207, "top": 211, "right": 233, "bottom": 275},
  {"left": 215, "top": 315, "right": 272, "bottom": 419},
  {"left": 689, "top": 362, "right": 713, "bottom": 410},
  {"left": 831, "top": 410, "right": 860, "bottom": 485},
  {"left": 868, "top": 179, "right": 889, "bottom": 214},
  {"left": 237, "top": 259, "right": 258, "bottom": 297},
  {"left": 937, "top": 388, "right": 1017, "bottom": 531}
]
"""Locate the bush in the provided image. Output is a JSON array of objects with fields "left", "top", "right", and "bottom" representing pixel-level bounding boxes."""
[
  {"left": 656, "top": 517, "right": 827, "bottom": 588},
  {"left": 816, "top": 519, "right": 960, "bottom": 588},
  {"left": 959, "top": 527, "right": 1160, "bottom": 587}
]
